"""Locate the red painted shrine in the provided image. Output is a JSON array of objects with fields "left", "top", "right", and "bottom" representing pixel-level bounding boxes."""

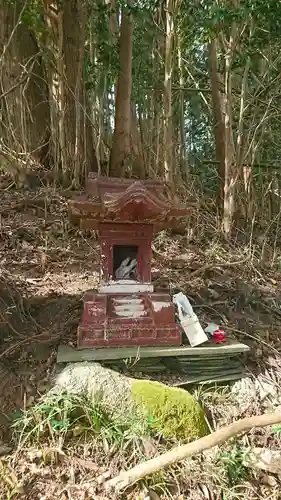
[{"left": 69, "top": 174, "right": 190, "bottom": 348}]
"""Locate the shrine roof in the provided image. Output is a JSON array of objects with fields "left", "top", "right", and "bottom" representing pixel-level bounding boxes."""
[{"left": 69, "top": 174, "right": 190, "bottom": 229}]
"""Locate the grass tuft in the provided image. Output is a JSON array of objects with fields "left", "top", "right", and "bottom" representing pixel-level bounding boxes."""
[
  {"left": 12, "top": 392, "right": 154, "bottom": 452},
  {"left": 216, "top": 444, "right": 250, "bottom": 487}
]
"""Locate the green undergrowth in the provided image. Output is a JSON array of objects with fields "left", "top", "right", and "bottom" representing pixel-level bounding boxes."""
[
  {"left": 132, "top": 379, "right": 209, "bottom": 440},
  {"left": 11, "top": 380, "right": 209, "bottom": 452},
  {"left": 216, "top": 444, "right": 250, "bottom": 488},
  {"left": 6, "top": 389, "right": 275, "bottom": 500},
  {"left": 12, "top": 392, "right": 154, "bottom": 450}
]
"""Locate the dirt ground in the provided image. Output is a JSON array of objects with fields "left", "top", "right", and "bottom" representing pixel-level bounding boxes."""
[{"left": 1, "top": 179, "right": 281, "bottom": 498}]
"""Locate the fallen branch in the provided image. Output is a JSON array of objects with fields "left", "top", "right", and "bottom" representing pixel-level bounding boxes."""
[{"left": 105, "top": 410, "right": 281, "bottom": 492}]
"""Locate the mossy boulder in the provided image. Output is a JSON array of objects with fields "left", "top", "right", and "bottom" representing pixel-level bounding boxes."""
[
  {"left": 52, "top": 362, "right": 208, "bottom": 440},
  {"left": 132, "top": 379, "right": 208, "bottom": 440}
]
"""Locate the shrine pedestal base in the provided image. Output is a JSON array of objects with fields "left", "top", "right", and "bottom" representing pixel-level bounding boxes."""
[{"left": 77, "top": 290, "right": 182, "bottom": 348}]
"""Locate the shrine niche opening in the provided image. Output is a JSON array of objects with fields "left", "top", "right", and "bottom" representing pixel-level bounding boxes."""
[{"left": 113, "top": 245, "right": 139, "bottom": 280}]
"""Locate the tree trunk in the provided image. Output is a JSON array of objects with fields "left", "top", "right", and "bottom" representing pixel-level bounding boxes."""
[
  {"left": 178, "top": 40, "right": 187, "bottom": 179},
  {"left": 152, "top": 4, "right": 165, "bottom": 177},
  {"left": 62, "top": 0, "right": 98, "bottom": 185},
  {"left": 43, "top": 0, "right": 65, "bottom": 180},
  {"left": 208, "top": 32, "right": 238, "bottom": 235},
  {"left": 109, "top": 0, "right": 134, "bottom": 176},
  {"left": 208, "top": 41, "right": 225, "bottom": 213},
  {"left": 43, "top": 0, "right": 98, "bottom": 185},
  {"left": 223, "top": 29, "right": 237, "bottom": 236},
  {"left": 0, "top": 0, "right": 50, "bottom": 182},
  {"left": 108, "top": 0, "right": 144, "bottom": 178},
  {"left": 130, "top": 104, "right": 146, "bottom": 178},
  {"left": 163, "top": 0, "right": 175, "bottom": 188},
  {"left": 152, "top": 90, "right": 162, "bottom": 176}
]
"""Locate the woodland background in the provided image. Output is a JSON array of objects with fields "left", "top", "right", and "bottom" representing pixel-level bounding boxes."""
[
  {"left": 2, "top": 0, "right": 281, "bottom": 238},
  {"left": 1, "top": 2, "right": 281, "bottom": 498}
]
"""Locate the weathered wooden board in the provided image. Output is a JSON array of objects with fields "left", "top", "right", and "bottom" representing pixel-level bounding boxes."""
[
  {"left": 57, "top": 341, "right": 250, "bottom": 363},
  {"left": 174, "top": 372, "right": 246, "bottom": 386}
]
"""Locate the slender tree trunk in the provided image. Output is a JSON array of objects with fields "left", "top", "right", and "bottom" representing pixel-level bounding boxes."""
[
  {"left": 178, "top": 40, "right": 187, "bottom": 178},
  {"left": 208, "top": 31, "right": 238, "bottom": 235},
  {"left": 153, "top": 4, "right": 165, "bottom": 177},
  {"left": 44, "top": 0, "right": 97, "bottom": 185},
  {"left": 130, "top": 104, "right": 146, "bottom": 178},
  {"left": 62, "top": 0, "right": 98, "bottom": 185},
  {"left": 108, "top": 0, "right": 144, "bottom": 177},
  {"left": 152, "top": 90, "right": 161, "bottom": 176},
  {"left": 44, "top": 1, "right": 66, "bottom": 181},
  {"left": 163, "top": 0, "right": 175, "bottom": 188},
  {"left": 223, "top": 28, "right": 237, "bottom": 235},
  {"left": 208, "top": 41, "right": 225, "bottom": 213},
  {"left": 146, "top": 93, "right": 154, "bottom": 176},
  {"left": 108, "top": 0, "right": 119, "bottom": 38},
  {"left": 109, "top": 0, "right": 134, "bottom": 176}
]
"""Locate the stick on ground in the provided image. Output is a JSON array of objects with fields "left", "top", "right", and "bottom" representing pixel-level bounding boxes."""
[{"left": 106, "top": 411, "right": 281, "bottom": 492}]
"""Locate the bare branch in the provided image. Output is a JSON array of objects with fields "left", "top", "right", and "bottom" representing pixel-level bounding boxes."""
[{"left": 106, "top": 411, "right": 281, "bottom": 492}]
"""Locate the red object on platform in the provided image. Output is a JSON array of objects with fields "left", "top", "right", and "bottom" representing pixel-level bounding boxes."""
[
  {"left": 213, "top": 329, "right": 226, "bottom": 344},
  {"left": 69, "top": 174, "right": 190, "bottom": 349}
]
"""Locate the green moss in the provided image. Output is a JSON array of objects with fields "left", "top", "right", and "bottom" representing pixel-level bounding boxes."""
[{"left": 131, "top": 379, "right": 208, "bottom": 440}]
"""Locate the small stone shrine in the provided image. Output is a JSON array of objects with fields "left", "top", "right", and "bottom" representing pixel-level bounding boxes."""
[
  {"left": 69, "top": 173, "right": 190, "bottom": 348},
  {"left": 61, "top": 173, "right": 250, "bottom": 385}
]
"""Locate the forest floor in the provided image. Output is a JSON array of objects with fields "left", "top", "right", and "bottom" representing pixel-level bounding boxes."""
[{"left": 1, "top": 177, "right": 281, "bottom": 499}]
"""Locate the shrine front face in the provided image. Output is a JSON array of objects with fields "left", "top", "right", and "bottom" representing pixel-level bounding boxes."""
[{"left": 99, "top": 223, "right": 153, "bottom": 285}]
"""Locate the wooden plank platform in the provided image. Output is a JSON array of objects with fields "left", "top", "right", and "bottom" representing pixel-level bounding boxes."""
[
  {"left": 174, "top": 372, "right": 246, "bottom": 387},
  {"left": 57, "top": 341, "right": 250, "bottom": 363}
]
